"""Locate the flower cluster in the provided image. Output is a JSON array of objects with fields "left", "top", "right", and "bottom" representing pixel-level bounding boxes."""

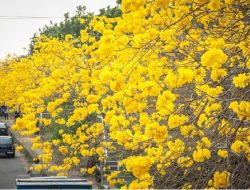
[{"left": 0, "top": 0, "right": 249, "bottom": 188}]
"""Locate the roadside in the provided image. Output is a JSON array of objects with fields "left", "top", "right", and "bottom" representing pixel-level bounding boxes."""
[
  {"left": 5, "top": 119, "right": 38, "bottom": 161},
  {"left": 4, "top": 118, "right": 99, "bottom": 188}
]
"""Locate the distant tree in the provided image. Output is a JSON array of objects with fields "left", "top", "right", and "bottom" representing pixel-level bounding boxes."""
[
  {"left": 28, "top": 4, "right": 121, "bottom": 54},
  {"left": 99, "top": 5, "right": 121, "bottom": 18}
]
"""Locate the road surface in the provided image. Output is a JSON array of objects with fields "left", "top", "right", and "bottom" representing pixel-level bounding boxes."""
[{"left": 0, "top": 152, "right": 26, "bottom": 189}]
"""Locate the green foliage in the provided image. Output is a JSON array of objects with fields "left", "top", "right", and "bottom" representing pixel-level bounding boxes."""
[
  {"left": 99, "top": 6, "right": 121, "bottom": 18},
  {"left": 116, "top": 0, "right": 122, "bottom": 4}
]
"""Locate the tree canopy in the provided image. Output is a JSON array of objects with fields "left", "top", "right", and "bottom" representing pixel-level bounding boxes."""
[{"left": 1, "top": 0, "right": 250, "bottom": 189}]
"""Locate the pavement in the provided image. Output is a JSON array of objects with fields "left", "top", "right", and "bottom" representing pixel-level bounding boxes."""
[{"left": 0, "top": 152, "right": 27, "bottom": 189}]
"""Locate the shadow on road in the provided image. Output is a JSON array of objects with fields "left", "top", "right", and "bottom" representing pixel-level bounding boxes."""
[
  {"left": 0, "top": 155, "right": 15, "bottom": 159},
  {"left": 0, "top": 152, "right": 18, "bottom": 159}
]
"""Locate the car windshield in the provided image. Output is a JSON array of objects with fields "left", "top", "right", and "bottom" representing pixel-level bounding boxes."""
[
  {"left": 0, "top": 137, "right": 12, "bottom": 144},
  {"left": 0, "top": 123, "right": 6, "bottom": 128}
]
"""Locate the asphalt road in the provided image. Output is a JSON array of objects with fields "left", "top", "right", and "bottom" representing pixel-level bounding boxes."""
[{"left": 0, "top": 152, "right": 26, "bottom": 189}]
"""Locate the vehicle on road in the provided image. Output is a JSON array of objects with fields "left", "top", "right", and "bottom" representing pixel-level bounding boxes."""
[
  {"left": 0, "top": 136, "right": 15, "bottom": 158},
  {"left": 16, "top": 176, "right": 92, "bottom": 189},
  {"left": 0, "top": 122, "right": 8, "bottom": 135}
]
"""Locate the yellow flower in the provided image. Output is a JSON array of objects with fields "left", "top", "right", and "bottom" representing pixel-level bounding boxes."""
[
  {"left": 238, "top": 41, "right": 250, "bottom": 57},
  {"left": 229, "top": 101, "right": 250, "bottom": 120},
  {"left": 16, "top": 145, "right": 23, "bottom": 152},
  {"left": 128, "top": 179, "right": 150, "bottom": 189},
  {"left": 182, "top": 183, "right": 192, "bottom": 189},
  {"left": 80, "top": 168, "right": 87, "bottom": 173},
  {"left": 217, "top": 149, "right": 228, "bottom": 158},
  {"left": 211, "top": 69, "right": 227, "bottom": 82},
  {"left": 57, "top": 172, "right": 68, "bottom": 177},
  {"left": 52, "top": 139, "right": 60, "bottom": 146},
  {"left": 87, "top": 166, "right": 96, "bottom": 175},
  {"left": 225, "top": 0, "right": 233, "bottom": 4},
  {"left": 193, "top": 148, "right": 211, "bottom": 162},
  {"left": 201, "top": 48, "right": 227, "bottom": 69},
  {"left": 55, "top": 118, "right": 65, "bottom": 125},
  {"left": 87, "top": 104, "right": 99, "bottom": 114},
  {"left": 42, "top": 154, "right": 52, "bottom": 163},
  {"left": 59, "top": 146, "right": 68, "bottom": 155},
  {"left": 177, "top": 68, "right": 194, "bottom": 86},
  {"left": 156, "top": 90, "right": 176, "bottom": 115},
  {"left": 81, "top": 149, "right": 90, "bottom": 157},
  {"left": 65, "top": 34, "right": 73, "bottom": 41},
  {"left": 43, "top": 119, "right": 51, "bottom": 126},
  {"left": 72, "top": 156, "right": 80, "bottom": 166},
  {"left": 31, "top": 143, "right": 42, "bottom": 150},
  {"left": 167, "top": 139, "right": 185, "bottom": 154},
  {"left": 36, "top": 107, "right": 45, "bottom": 113},
  {"left": 59, "top": 129, "right": 64, "bottom": 135},
  {"left": 208, "top": 0, "right": 222, "bottom": 11},
  {"left": 79, "top": 18, "right": 85, "bottom": 24},
  {"left": 231, "top": 140, "right": 248, "bottom": 154},
  {"left": 125, "top": 156, "right": 152, "bottom": 179},
  {"left": 165, "top": 70, "right": 178, "bottom": 88},
  {"left": 34, "top": 164, "right": 43, "bottom": 172},
  {"left": 201, "top": 137, "right": 212, "bottom": 148},
  {"left": 86, "top": 94, "right": 101, "bottom": 103},
  {"left": 207, "top": 37, "right": 226, "bottom": 49},
  {"left": 96, "top": 147, "right": 105, "bottom": 156},
  {"left": 177, "top": 157, "right": 193, "bottom": 167},
  {"left": 194, "top": 67, "right": 206, "bottom": 83},
  {"left": 154, "top": 125, "right": 168, "bottom": 143},
  {"left": 213, "top": 171, "right": 230, "bottom": 188},
  {"left": 139, "top": 112, "right": 150, "bottom": 125},
  {"left": 197, "top": 114, "right": 207, "bottom": 128},
  {"left": 180, "top": 125, "right": 196, "bottom": 137},
  {"left": 233, "top": 73, "right": 249, "bottom": 88},
  {"left": 168, "top": 114, "right": 188, "bottom": 129},
  {"left": 99, "top": 68, "right": 112, "bottom": 82}
]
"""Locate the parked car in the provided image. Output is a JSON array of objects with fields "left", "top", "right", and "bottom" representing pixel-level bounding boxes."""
[
  {"left": 0, "top": 122, "right": 8, "bottom": 135},
  {"left": 0, "top": 136, "right": 15, "bottom": 158}
]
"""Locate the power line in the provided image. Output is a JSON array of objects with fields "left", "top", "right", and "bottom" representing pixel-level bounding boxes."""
[{"left": 0, "top": 16, "right": 64, "bottom": 20}]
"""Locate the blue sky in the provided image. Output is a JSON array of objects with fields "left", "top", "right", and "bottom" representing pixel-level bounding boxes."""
[{"left": 0, "top": 0, "right": 116, "bottom": 59}]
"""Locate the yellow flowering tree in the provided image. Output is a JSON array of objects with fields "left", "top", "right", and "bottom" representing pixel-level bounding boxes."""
[{"left": 0, "top": 0, "right": 249, "bottom": 189}]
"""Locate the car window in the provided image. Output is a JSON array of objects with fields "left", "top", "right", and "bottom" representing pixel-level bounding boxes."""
[
  {"left": 0, "top": 137, "right": 12, "bottom": 144},
  {"left": 0, "top": 123, "right": 6, "bottom": 128}
]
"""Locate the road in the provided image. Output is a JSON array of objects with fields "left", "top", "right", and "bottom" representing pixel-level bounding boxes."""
[{"left": 0, "top": 152, "right": 26, "bottom": 189}]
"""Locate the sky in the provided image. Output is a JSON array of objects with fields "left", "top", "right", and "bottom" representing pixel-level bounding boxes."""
[{"left": 0, "top": 0, "right": 117, "bottom": 60}]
